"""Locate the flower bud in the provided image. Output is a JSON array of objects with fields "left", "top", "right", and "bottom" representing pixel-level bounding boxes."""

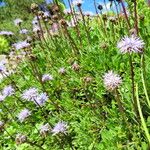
[{"left": 98, "top": 5, "right": 103, "bottom": 10}]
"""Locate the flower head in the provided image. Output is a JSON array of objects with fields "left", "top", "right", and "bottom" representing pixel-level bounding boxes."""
[
  {"left": 13, "top": 41, "right": 30, "bottom": 50},
  {"left": 14, "top": 18, "right": 23, "bottom": 26},
  {"left": 0, "top": 63, "right": 6, "bottom": 73},
  {"left": 19, "top": 29, "right": 28, "bottom": 34},
  {"left": 35, "top": 93, "right": 48, "bottom": 106},
  {"left": 33, "top": 25, "right": 40, "bottom": 33},
  {"left": 0, "top": 95, "right": 5, "bottom": 102},
  {"left": 32, "top": 17, "right": 38, "bottom": 25},
  {"left": 2, "top": 85, "right": 15, "bottom": 97},
  {"left": 42, "top": 74, "right": 53, "bottom": 82},
  {"left": 103, "top": 71, "right": 122, "bottom": 91},
  {"left": 52, "top": 121, "right": 68, "bottom": 135},
  {"left": 58, "top": 67, "right": 66, "bottom": 75},
  {"left": 43, "top": 12, "right": 50, "bottom": 18},
  {"left": 72, "top": 0, "right": 84, "bottom": 6},
  {"left": 15, "top": 134, "right": 27, "bottom": 145},
  {"left": 0, "top": 31, "right": 14, "bottom": 36},
  {"left": 117, "top": 35, "right": 144, "bottom": 54},
  {"left": 17, "top": 108, "right": 31, "bottom": 122},
  {"left": 0, "top": 121, "right": 4, "bottom": 130},
  {"left": 40, "top": 123, "right": 51, "bottom": 136},
  {"left": 84, "top": 11, "right": 94, "bottom": 17},
  {"left": 22, "top": 88, "right": 38, "bottom": 101}
]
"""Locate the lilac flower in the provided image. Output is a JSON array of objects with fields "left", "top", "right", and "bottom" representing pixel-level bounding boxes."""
[
  {"left": 33, "top": 25, "right": 40, "bottom": 33},
  {"left": 0, "top": 121, "right": 4, "bottom": 129},
  {"left": 13, "top": 41, "right": 30, "bottom": 50},
  {"left": 52, "top": 121, "right": 68, "bottom": 135},
  {"left": 0, "top": 63, "right": 6, "bottom": 73},
  {"left": 22, "top": 88, "right": 38, "bottom": 101},
  {"left": 42, "top": 74, "right": 53, "bottom": 82},
  {"left": 35, "top": 93, "right": 48, "bottom": 106},
  {"left": 32, "top": 18, "right": 38, "bottom": 25},
  {"left": 40, "top": 123, "right": 51, "bottom": 136},
  {"left": 2, "top": 85, "right": 15, "bottom": 97},
  {"left": 14, "top": 18, "right": 23, "bottom": 26},
  {"left": 72, "top": 0, "right": 84, "bottom": 6},
  {"left": 117, "top": 35, "right": 145, "bottom": 54},
  {"left": 0, "top": 31, "right": 14, "bottom": 36},
  {"left": 15, "top": 134, "right": 27, "bottom": 145},
  {"left": 103, "top": 71, "right": 122, "bottom": 91},
  {"left": 83, "top": 11, "right": 94, "bottom": 16},
  {"left": 43, "top": 12, "right": 50, "bottom": 18},
  {"left": 19, "top": 29, "right": 28, "bottom": 34},
  {"left": 17, "top": 108, "right": 31, "bottom": 122},
  {"left": 58, "top": 67, "right": 66, "bottom": 74},
  {"left": 0, "top": 95, "right": 5, "bottom": 102}
]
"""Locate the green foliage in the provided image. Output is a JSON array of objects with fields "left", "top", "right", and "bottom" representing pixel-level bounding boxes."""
[
  {"left": 0, "top": 0, "right": 150, "bottom": 150},
  {"left": 0, "top": 36, "right": 9, "bottom": 54}
]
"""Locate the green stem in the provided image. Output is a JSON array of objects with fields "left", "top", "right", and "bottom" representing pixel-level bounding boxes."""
[
  {"left": 136, "top": 84, "right": 150, "bottom": 144},
  {"left": 141, "top": 55, "right": 150, "bottom": 107},
  {"left": 129, "top": 55, "right": 139, "bottom": 118}
]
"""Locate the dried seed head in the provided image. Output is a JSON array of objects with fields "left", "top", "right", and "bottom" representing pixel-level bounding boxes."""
[
  {"left": 102, "top": 14, "right": 107, "bottom": 21},
  {"left": 31, "top": 3, "right": 38, "bottom": 12},
  {"left": 72, "top": 62, "right": 80, "bottom": 71},
  {"left": 59, "top": 19, "right": 67, "bottom": 26},
  {"left": 15, "top": 134, "right": 27, "bottom": 145},
  {"left": 38, "top": 11, "right": 44, "bottom": 17},
  {"left": 52, "top": 14, "right": 59, "bottom": 20},
  {"left": 83, "top": 76, "right": 93, "bottom": 83},
  {"left": 51, "top": 4, "right": 59, "bottom": 13},
  {"left": 100, "top": 43, "right": 108, "bottom": 49}
]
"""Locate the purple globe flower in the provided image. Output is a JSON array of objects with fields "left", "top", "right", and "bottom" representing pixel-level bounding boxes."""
[
  {"left": 117, "top": 35, "right": 144, "bottom": 54},
  {"left": 35, "top": 93, "right": 48, "bottom": 106},
  {"left": 52, "top": 121, "right": 68, "bottom": 135},
  {"left": 22, "top": 88, "right": 38, "bottom": 101},
  {"left": 2, "top": 85, "right": 15, "bottom": 97},
  {"left": 103, "top": 71, "right": 122, "bottom": 91},
  {"left": 17, "top": 108, "right": 31, "bottom": 122}
]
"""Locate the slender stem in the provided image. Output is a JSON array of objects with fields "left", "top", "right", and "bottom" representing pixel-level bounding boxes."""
[
  {"left": 141, "top": 55, "right": 150, "bottom": 107},
  {"left": 129, "top": 55, "right": 139, "bottom": 118},
  {"left": 78, "top": 6, "right": 91, "bottom": 44},
  {"left": 136, "top": 84, "right": 150, "bottom": 144},
  {"left": 133, "top": 0, "right": 138, "bottom": 34},
  {"left": 67, "top": 0, "right": 82, "bottom": 45},
  {"left": 27, "top": 141, "right": 45, "bottom": 150},
  {"left": 114, "top": 89, "right": 127, "bottom": 124},
  {"left": 120, "top": 0, "right": 131, "bottom": 29}
]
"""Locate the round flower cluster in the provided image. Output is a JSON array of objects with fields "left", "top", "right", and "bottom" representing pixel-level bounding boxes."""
[
  {"left": 17, "top": 108, "right": 31, "bottom": 122},
  {"left": 117, "top": 35, "right": 145, "bottom": 54},
  {"left": 103, "top": 71, "right": 122, "bottom": 91},
  {"left": 22, "top": 88, "right": 48, "bottom": 106},
  {"left": 52, "top": 121, "right": 68, "bottom": 135}
]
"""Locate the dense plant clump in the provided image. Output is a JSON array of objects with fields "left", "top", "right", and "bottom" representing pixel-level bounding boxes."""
[{"left": 0, "top": 0, "right": 150, "bottom": 149}]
